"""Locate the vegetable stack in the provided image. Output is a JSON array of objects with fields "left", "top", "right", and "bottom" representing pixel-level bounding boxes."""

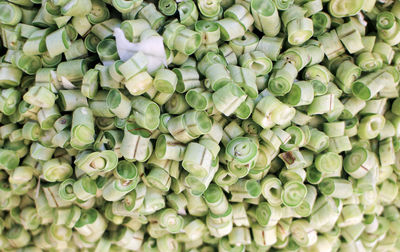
[{"left": 0, "top": 0, "right": 399, "bottom": 251}]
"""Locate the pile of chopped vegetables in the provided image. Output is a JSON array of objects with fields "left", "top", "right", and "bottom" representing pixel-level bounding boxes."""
[{"left": 0, "top": 0, "right": 400, "bottom": 250}]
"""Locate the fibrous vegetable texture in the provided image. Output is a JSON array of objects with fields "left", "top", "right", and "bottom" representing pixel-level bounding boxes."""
[{"left": 1, "top": 0, "right": 400, "bottom": 251}]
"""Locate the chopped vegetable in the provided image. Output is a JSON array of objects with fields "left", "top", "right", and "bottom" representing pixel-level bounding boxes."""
[{"left": 0, "top": 0, "right": 400, "bottom": 251}]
